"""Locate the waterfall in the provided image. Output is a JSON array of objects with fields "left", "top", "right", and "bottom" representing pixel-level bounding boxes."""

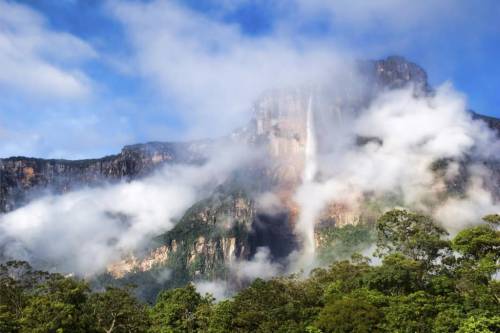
[
  {"left": 303, "top": 93, "right": 317, "bottom": 183},
  {"left": 296, "top": 92, "right": 318, "bottom": 263}
]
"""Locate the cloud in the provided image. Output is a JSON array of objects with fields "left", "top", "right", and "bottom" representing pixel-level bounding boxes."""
[
  {"left": 151, "top": 267, "right": 172, "bottom": 284},
  {"left": 230, "top": 247, "right": 281, "bottom": 281},
  {"left": 294, "top": 83, "right": 500, "bottom": 261},
  {"left": 0, "top": 144, "right": 256, "bottom": 275},
  {"left": 0, "top": 0, "right": 96, "bottom": 98},
  {"left": 255, "top": 192, "right": 285, "bottom": 214},
  {"left": 291, "top": 0, "right": 500, "bottom": 45},
  {"left": 106, "top": 0, "right": 499, "bottom": 143},
  {"left": 434, "top": 166, "right": 500, "bottom": 233},
  {"left": 108, "top": 0, "right": 351, "bottom": 139},
  {"left": 194, "top": 280, "right": 230, "bottom": 301},
  {"left": 196, "top": 248, "right": 282, "bottom": 300}
]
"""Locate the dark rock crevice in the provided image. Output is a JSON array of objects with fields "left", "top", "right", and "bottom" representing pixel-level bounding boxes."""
[{"left": 248, "top": 211, "right": 298, "bottom": 262}]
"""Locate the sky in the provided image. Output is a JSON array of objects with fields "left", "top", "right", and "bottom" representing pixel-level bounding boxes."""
[{"left": 0, "top": 0, "right": 499, "bottom": 159}]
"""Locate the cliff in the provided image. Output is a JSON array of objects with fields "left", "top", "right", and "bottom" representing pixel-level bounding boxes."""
[
  {"left": 0, "top": 56, "right": 438, "bottom": 214},
  {"left": 0, "top": 141, "right": 210, "bottom": 213},
  {"left": 1, "top": 56, "right": 499, "bottom": 300}
]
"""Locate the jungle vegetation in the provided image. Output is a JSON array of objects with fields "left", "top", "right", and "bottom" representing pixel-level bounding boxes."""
[{"left": 0, "top": 209, "right": 499, "bottom": 333}]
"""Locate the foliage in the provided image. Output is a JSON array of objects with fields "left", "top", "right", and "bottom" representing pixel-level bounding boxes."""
[
  {"left": 0, "top": 209, "right": 499, "bottom": 332},
  {"left": 317, "top": 224, "right": 375, "bottom": 263},
  {"left": 314, "top": 292, "right": 383, "bottom": 333},
  {"left": 149, "top": 284, "right": 213, "bottom": 333},
  {"left": 457, "top": 314, "right": 500, "bottom": 333},
  {"left": 375, "top": 209, "right": 450, "bottom": 264},
  {"left": 85, "top": 287, "right": 150, "bottom": 333},
  {"left": 452, "top": 225, "right": 500, "bottom": 261}
]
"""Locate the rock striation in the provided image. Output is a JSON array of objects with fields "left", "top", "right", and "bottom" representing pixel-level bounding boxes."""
[{"left": 0, "top": 141, "right": 209, "bottom": 213}]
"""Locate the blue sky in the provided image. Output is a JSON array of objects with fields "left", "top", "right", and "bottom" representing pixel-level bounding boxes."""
[{"left": 1, "top": 0, "right": 499, "bottom": 158}]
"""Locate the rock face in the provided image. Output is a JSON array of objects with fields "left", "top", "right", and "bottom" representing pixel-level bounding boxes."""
[
  {"left": 1, "top": 56, "right": 499, "bottom": 298},
  {"left": 0, "top": 56, "right": 453, "bottom": 214},
  {"left": 251, "top": 89, "right": 310, "bottom": 186},
  {"left": 372, "top": 56, "right": 429, "bottom": 91},
  {"left": 0, "top": 141, "right": 209, "bottom": 213},
  {"left": 107, "top": 245, "right": 171, "bottom": 279},
  {"left": 472, "top": 112, "right": 500, "bottom": 136},
  {"left": 102, "top": 187, "right": 259, "bottom": 300},
  {"left": 139, "top": 188, "right": 255, "bottom": 283},
  {"left": 103, "top": 56, "right": 479, "bottom": 291}
]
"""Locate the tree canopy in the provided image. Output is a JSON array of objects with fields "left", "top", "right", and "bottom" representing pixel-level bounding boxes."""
[{"left": 1, "top": 209, "right": 499, "bottom": 332}]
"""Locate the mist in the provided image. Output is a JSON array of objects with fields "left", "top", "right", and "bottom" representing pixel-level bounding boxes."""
[
  {"left": 108, "top": 0, "right": 355, "bottom": 140},
  {"left": 0, "top": 0, "right": 498, "bottom": 296},
  {"left": 294, "top": 83, "right": 499, "bottom": 265},
  {"left": 0, "top": 144, "right": 257, "bottom": 275},
  {"left": 1, "top": 69, "right": 499, "bottom": 282}
]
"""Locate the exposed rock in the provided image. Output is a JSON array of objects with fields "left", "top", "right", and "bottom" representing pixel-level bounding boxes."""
[
  {"left": 371, "top": 55, "right": 429, "bottom": 92},
  {"left": 0, "top": 141, "right": 209, "bottom": 213},
  {"left": 318, "top": 203, "right": 362, "bottom": 228},
  {"left": 107, "top": 245, "right": 172, "bottom": 278}
]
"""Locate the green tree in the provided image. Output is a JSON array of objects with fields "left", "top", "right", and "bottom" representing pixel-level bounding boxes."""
[
  {"left": 149, "top": 284, "right": 211, "bottom": 333},
  {"left": 482, "top": 214, "right": 500, "bottom": 226},
  {"left": 451, "top": 222, "right": 500, "bottom": 310},
  {"left": 85, "top": 287, "right": 150, "bottom": 333},
  {"left": 0, "top": 304, "right": 19, "bottom": 333},
  {"left": 452, "top": 225, "right": 500, "bottom": 262},
  {"left": 457, "top": 314, "right": 500, "bottom": 333},
  {"left": 376, "top": 209, "right": 449, "bottom": 264},
  {"left": 366, "top": 253, "right": 425, "bottom": 295},
  {"left": 309, "top": 260, "right": 372, "bottom": 296},
  {"left": 432, "top": 307, "right": 466, "bottom": 333},
  {"left": 0, "top": 261, "right": 53, "bottom": 321},
  {"left": 229, "top": 277, "right": 320, "bottom": 333},
  {"left": 19, "top": 276, "right": 90, "bottom": 333},
  {"left": 314, "top": 294, "right": 382, "bottom": 333},
  {"left": 20, "top": 296, "right": 81, "bottom": 333},
  {"left": 207, "top": 300, "right": 234, "bottom": 333},
  {"left": 380, "top": 291, "right": 437, "bottom": 333}
]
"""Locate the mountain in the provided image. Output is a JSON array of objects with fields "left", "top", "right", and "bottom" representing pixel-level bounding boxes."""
[
  {"left": 1, "top": 56, "right": 499, "bottom": 300},
  {"left": 3, "top": 56, "right": 497, "bottom": 215},
  {"left": 0, "top": 141, "right": 211, "bottom": 213}
]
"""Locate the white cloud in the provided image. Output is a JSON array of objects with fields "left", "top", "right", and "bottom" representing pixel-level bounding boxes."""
[
  {"left": 109, "top": 0, "right": 351, "bottom": 139},
  {"left": 195, "top": 280, "right": 230, "bottom": 301},
  {"left": 230, "top": 247, "right": 281, "bottom": 281},
  {"left": 434, "top": 166, "right": 500, "bottom": 233},
  {"left": 0, "top": 144, "right": 256, "bottom": 275},
  {"left": 255, "top": 192, "right": 284, "bottom": 214},
  {"left": 0, "top": 0, "right": 96, "bottom": 98},
  {"left": 294, "top": 83, "right": 500, "bottom": 262}
]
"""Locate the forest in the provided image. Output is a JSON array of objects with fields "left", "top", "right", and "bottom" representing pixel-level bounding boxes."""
[{"left": 1, "top": 209, "right": 499, "bottom": 333}]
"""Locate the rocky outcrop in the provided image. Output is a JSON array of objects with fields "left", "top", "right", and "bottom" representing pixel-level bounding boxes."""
[
  {"left": 107, "top": 245, "right": 172, "bottom": 278},
  {"left": 0, "top": 141, "right": 209, "bottom": 213},
  {"left": 371, "top": 55, "right": 429, "bottom": 92},
  {"left": 107, "top": 187, "right": 256, "bottom": 284}
]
